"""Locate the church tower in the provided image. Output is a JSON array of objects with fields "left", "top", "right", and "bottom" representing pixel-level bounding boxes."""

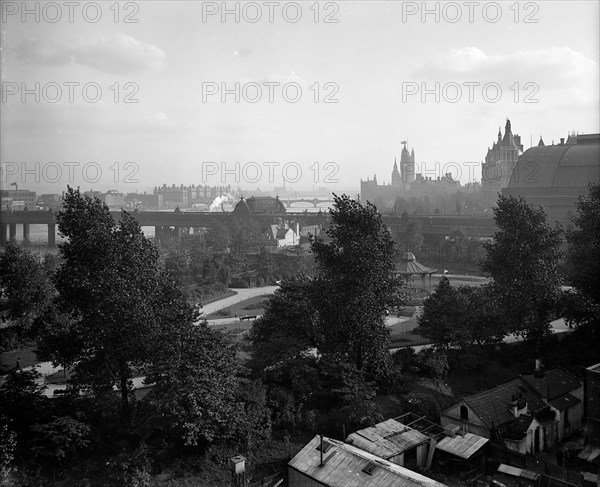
[
  {"left": 391, "top": 158, "right": 401, "bottom": 187},
  {"left": 400, "top": 141, "right": 415, "bottom": 185}
]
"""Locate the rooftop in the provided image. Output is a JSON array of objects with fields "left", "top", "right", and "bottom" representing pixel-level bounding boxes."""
[
  {"left": 450, "top": 378, "right": 546, "bottom": 429},
  {"left": 521, "top": 368, "right": 581, "bottom": 400},
  {"left": 289, "top": 435, "right": 446, "bottom": 487},
  {"left": 345, "top": 418, "right": 430, "bottom": 459},
  {"left": 435, "top": 433, "right": 489, "bottom": 459}
]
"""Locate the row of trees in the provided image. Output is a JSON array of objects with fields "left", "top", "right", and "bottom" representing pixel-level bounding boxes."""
[
  {"left": 417, "top": 184, "right": 600, "bottom": 362},
  {"left": 0, "top": 188, "right": 273, "bottom": 483},
  {"left": 162, "top": 217, "right": 315, "bottom": 295}
]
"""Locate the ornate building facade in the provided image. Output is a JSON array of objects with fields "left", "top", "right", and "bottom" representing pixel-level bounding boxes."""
[
  {"left": 361, "top": 142, "right": 416, "bottom": 203},
  {"left": 482, "top": 119, "right": 523, "bottom": 192}
]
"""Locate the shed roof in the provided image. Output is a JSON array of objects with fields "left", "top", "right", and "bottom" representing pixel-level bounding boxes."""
[
  {"left": 497, "top": 464, "right": 540, "bottom": 481},
  {"left": 436, "top": 433, "right": 489, "bottom": 459},
  {"left": 289, "top": 435, "right": 446, "bottom": 487},
  {"left": 346, "top": 419, "right": 429, "bottom": 459}
]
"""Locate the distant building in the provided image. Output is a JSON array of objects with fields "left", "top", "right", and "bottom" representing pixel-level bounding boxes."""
[
  {"left": 104, "top": 190, "right": 125, "bottom": 209},
  {"left": 288, "top": 435, "right": 446, "bottom": 487},
  {"left": 265, "top": 222, "right": 299, "bottom": 247},
  {"left": 233, "top": 196, "right": 286, "bottom": 214},
  {"left": 0, "top": 189, "right": 37, "bottom": 211},
  {"left": 83, "top": 190, "right": 104, "bottom": 201},
  {"left": 361, "top": 141, "right": 416, "bottom": 204},
  {"left": 482, "top": 119, "right": 523, "bottom": 192},
  {"left": 154, "top": 184, "right": 233, "bottom": 208},
  {"left": 502, "top": 133, "right": 600, "bottom": 228},
  {"left": 37, "top": 194, "right": 62, "bottom": 211}
]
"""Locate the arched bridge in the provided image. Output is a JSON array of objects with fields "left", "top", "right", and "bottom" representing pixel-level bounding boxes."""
[{"left": 284, "top": 198, "right": 335, "bottom": 208}]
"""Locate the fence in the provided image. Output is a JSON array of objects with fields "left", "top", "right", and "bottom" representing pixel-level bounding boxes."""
[{"left": 487, "top": 443, "right": 583, "bottom": 487}]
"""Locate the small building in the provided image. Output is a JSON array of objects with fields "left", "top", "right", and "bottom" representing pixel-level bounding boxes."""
[
  {"left": 441, "top": 369, "right": 583, "bottom": 455},
  {"left": 433, "top": 432, "right": 489, "bottom": 480},
  {"left": 521, "top": 368, "right": 584, "bottom": 442},
  {"left": 441, "top": 378, "right": 549, "bottom": 454},
  {"left": 265, "top": 223, "right": 299, "bottom": 248},
  {"left": 288, "top": 435, "right": 447, "bottom": 487},
  {"left": 345, "top": 418, "right": 431, "bottom": 469}
]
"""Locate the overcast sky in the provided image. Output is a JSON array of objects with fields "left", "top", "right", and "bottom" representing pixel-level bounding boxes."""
[{"left": 1, "top": 1, "right": 598, "bottom": 194}]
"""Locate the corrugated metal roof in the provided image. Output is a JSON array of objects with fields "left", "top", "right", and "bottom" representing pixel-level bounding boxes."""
[
  {"left": 346, "top": 419, "right": 430, "bottom": 459},
  {"left": 289, "top": 435, "right": 447, "bottom": 487},
  {"left": 436, "top": 433, "right": 488, "bottom": 459},
  {"left": 497, "top": 464, "right": 540, "bottom": 481}
]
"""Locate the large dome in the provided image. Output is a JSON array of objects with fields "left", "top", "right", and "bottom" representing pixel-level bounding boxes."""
[{"left": 503, "top": 134, "right": 599, "bottom": 227}]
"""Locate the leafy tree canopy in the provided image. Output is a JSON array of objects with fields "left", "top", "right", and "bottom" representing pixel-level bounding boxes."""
[
  {"left": 38, "top": 187, "right": 198, "bottom": 424},
  {"left": 481, "top": 194, "right": 563, "bottom": 345},
  {"left": 311, "top": 194, "right": 406, "bottom": 371}
]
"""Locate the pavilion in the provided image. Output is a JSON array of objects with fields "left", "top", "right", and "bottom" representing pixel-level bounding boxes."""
[{"left": 395, "top": 252, "right": 437, "bottom": 295}]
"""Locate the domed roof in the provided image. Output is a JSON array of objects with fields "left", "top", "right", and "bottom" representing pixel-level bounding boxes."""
[
  {"left": 233, "top": 198, "right": 250, "bottom": 216},
  {"left": 507, "top": 136, "right": 599, "bottom": 191},
  {"left": 401, "top": 252, "right": 416, "bottom": 262},
  {"left": 503, "top": 134, "right": 599, "bottom": 225}
]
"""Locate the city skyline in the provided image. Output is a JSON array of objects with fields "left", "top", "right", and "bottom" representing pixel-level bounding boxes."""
[{"left": 1, "top": 1, "right": 599, "bottom": 194}]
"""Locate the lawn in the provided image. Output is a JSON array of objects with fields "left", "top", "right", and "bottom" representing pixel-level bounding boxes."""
[
  {"left": 205, "top": 295, "right": 271, "bottom": 320},
  {"left": 0, "top": 347, "right": 39, "bottom": 374}
]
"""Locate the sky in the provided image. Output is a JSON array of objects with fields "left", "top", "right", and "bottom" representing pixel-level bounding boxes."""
[{"left": 1, "top": 0, "right": 599, "bottom": 195}]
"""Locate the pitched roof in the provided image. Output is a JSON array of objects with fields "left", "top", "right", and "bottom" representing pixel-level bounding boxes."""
[
  {"left": 346, "top": 419, "right": 429, "bottom": 459},
  {"left": 458, "top": 378, "right": 546, "bottom": 429},
  {"left": 521, "top": 368, "right": 582, "bottom": 400},
  {"left": 549, "top": 393, "right": 580, "bottom": 411},
  {"left": 289, "top": 435, "right": 447, "bottom": 487},
  {"left": 436, "top": 433, "right": 489, "bottom": 459}
]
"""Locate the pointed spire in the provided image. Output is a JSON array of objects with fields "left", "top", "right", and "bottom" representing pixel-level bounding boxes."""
[{"left": 538, "top": 136, "right": 545, "bottom": 147}]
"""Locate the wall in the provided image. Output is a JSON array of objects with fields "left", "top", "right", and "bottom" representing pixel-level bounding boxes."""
[{"left": 288, "top": 468, "right": 325, "bottom": 487}]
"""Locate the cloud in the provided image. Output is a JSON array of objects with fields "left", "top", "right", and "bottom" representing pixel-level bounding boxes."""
[
  {"left": 13, "top": 34, "right": 166, "bottom": 74},
  {"left": 71, "top": 34, "right": 166, "bottom": 74},
  {"left": 414, "top": 46, "right": 598, "bottom": 91},
  {"left": 14, "top": 38, "right": 72, "bottom": 66}
]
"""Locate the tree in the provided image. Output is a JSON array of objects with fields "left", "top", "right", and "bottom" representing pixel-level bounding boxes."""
[
  {"left": 311, "top": 194, "right": 406, "bottom": 371},
  {"left": 30, "top": 416, "right": 91, "bottom": 475},
  {"left": 143, "top": 321, "right": 240, "bottom": 447},
  {"left": 0, "top": 242, "right": 55, "bottom": 332},
  {"left": 418, "top": 278, "right": 504, "bottom": 351},
  {"left": 250, "top": 274, "right": 320, "bottom": 370},
  {"left": 401, "top": 221, "right": 424, "bottom": 252},
  {"left": 562, "top": 183, "right": 600, "bottom": 340},
  {"left": 565, "top": 183, "right": 600, "bottom": 304},
  {"left": 38, "top": 188, "right": 194, "bottom": 424},
  {"left": 481, "top": 195, "right": 563, "bottom": 348}
]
